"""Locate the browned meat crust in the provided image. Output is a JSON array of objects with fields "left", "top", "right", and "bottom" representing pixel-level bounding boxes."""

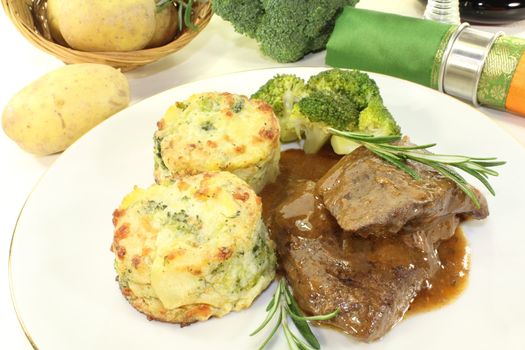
[
  {"left": 316, "top": 147, "right": 488, "bottom": 237},
  {"left": 270, "top": 148, "right": 489, "bottom": 342}
]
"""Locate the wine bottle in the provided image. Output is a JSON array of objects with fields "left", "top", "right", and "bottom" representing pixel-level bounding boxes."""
[{"left": 459, "top": 0, "right": 525, "bottom": 24}]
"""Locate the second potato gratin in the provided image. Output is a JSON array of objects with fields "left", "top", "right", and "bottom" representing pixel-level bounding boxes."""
[
  {"left": 112, "top": 171, "right": 276, "bottom": 324},
  {"left": 154, "top": 92, "right": 280, "bottom": 193}
]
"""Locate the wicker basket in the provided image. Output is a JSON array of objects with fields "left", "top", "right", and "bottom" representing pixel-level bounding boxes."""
[{"left": 1, "top": 0, "right": 213, "bottom": 71}]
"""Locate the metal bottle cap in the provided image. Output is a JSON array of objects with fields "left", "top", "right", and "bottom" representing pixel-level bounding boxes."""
[{"left": 439, "top": 24, "right": 503, "bottom": 106}]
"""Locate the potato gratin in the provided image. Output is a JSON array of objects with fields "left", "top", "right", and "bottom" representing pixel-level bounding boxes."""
[
  {"left": 112, "top": 171, "right": 276, "bottom": 324},
  {"left": 153, "top": 92, "right": 280, "bottom": 193}
]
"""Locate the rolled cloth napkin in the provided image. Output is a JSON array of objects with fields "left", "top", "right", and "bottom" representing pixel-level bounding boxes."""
[{"left": 326, "top": 8, "right": 525, "bottom": 116}]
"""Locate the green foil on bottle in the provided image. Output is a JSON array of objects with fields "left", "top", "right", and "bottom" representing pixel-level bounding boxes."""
[
  {"left": 477, "top": 36, "right": 525, "bottom": 109},
  {"left": 326, "top": 8, "right": 454, "bottom": 88}
]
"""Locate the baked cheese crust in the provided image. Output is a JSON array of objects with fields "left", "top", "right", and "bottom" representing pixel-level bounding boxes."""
[
  {"left": 154, "top": 92, "right": 280, "bottom": 193},
  {"left": 112, "top": 171, "right": 276, "bottom": 324}
]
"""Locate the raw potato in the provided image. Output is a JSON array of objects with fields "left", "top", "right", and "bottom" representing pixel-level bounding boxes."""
[
  {"left": 147, "top": 4, "right": 178, "bottom": 48},
  {"left": 2, "top": 64, "right": 130, "bottom": 155},
  {"left": 46, "top": 0, "right": 67, "bottom": 46},
  {"left": 56, "top": 0, "right": 156, "bottom": 52}
]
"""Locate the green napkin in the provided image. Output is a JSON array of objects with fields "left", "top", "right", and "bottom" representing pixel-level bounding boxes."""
[
  {"left": 326, "top": 8, "right": 456, "bottom": 89},
  {"left": 326, "top": 7, "right": 525, "bottom": 117}
]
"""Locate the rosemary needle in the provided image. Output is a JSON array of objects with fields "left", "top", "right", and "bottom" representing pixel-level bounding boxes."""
[
  {"left": 328, "top": 128, "right": 505, "bottom": 209},
  {"left": 251, "top": 279, "right": 339, "bottom": 350},
  {"left": 155, "top": 0, "right": 207, "bottom": 31}
]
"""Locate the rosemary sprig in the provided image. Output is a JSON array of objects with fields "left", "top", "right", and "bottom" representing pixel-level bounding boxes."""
[
  {"left": 251, "top": 279, "right": 339, "bottom": 350},
  {"left": 156, "top": 0, "right": 208, "bottom": 32},
  {"left": 328, "top": 128, "right": 506, "bottom": 209}
]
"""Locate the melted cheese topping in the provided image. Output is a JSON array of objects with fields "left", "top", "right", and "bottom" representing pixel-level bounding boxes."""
[
  {"left": 154, "top": 92, "right": 280, "bottom": 192},
  {"left": 112, "top": 172, "right": 276, "bottom": 321}
]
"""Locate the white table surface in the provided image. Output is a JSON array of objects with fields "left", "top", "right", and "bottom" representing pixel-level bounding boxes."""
[{"left": 1, "top": 1, "right": 524, "bottom": 349}]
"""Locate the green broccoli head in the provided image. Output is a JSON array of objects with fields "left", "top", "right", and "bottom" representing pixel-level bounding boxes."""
[
  {"left": 251, "top": 69, "right": 401, "bottom": 154},
  {"left": 307, "top": 69, "right": 381, "bottom": 110},
  {"left": 212, "top": 0, "right": 264, "bottom": 38},
  {"left": 288, "top": 104, "right": 331, "bottom": 154},
  {"left": 251, "top": 74, "right": 308, "bottom": 142},
  {"left": 305, "top": 1, "right": 358, "bottom": 50},
  {"left": 331, "top": 95, "right": 401, "bottom": 155},
  {"left": 288, "top": 91, "right": 360, "bottom": 153},
  {"left": 255, "top": 1, "right": 312, "bottom": 63},
  {"left": 213, "top": 0, "right": 359, "bottom": 63},
  {"left": 358, "top": 96, "right": 401, "bottom": 136},
  {"left": 296, "top": 90, "right": 359, "bottom": 131}
]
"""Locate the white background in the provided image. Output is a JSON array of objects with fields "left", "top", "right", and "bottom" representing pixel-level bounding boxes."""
[{"left": 1, "top": 1, "right": 524, "bottom": 348}]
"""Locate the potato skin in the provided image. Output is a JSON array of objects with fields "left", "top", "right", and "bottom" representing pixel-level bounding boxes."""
[
  {"left": 56, "top": 0, "right": 156, "bottom": 52},
  {"left": 47, "top": 0, "right": 67, "bottom": 45},
  {"left": 147, "top": 4, "right": 178, "bottom": 48},
  {"left": 2, "top": 64, "right": 129, "bottom": 155}
]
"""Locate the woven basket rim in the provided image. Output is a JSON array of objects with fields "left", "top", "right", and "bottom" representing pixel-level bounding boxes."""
[{"left": 1, "top": 0, "right": 213, "bottom": 70}]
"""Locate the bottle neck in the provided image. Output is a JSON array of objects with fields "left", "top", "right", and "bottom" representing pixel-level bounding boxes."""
[{"left": 459, "top": 0, "right": 525, "bottom": 24}]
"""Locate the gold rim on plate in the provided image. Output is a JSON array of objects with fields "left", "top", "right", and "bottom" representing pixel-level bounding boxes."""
[{"left": 7, "top": 67, "right": 525, "bottom": 349}]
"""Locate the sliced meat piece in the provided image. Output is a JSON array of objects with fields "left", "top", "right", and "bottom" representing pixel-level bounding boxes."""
[
  {"left": 271, "top": 181, "right": 461, "bottom": 342},
  {"left": 316, "top": 147, "right": 488, "bottom": 237},
  {"left": 400, "top": 214, "right": 460, "bottom": 273}
]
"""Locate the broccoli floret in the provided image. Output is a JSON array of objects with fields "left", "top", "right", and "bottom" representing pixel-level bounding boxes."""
[
  {"left": 307, "top": 69, "right": 381, "bottom": 110},
  {"left": 307, "top": 69, "right": 400, "bottom": 139},
  {"left": 331, "top": 95, "right": 401, "bottom": 155},
  {"left": 358, "top": 96, "right": 401, "bottom": 136},
  {"left": 251, "top": 74, "right": 308, "bottom": 142},
  {"left": 212, "top": 0, "right": 263, "bottom": 38},
  {"left": 296, "top": 90, "right": 359, "bottom": 130},
  {"left": 252, "top": 69, "right": 401, "bottom": 155},
  {"left": 213, "top": 0, "right": 359, "bottom": 63},
  {"left": 288, "top": 91, "right": 359, "bottom": 154},
  {"left": 288, "top": 104, "right": 330, "bottom": 154}
]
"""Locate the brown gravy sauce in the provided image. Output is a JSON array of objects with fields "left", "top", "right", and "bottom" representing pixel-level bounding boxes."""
[
  {"left": 408, "top": 230, "right": 470, "bottom": 314},
  {"left": 260, "top": 147, "right": 470, "bottom": 315}
]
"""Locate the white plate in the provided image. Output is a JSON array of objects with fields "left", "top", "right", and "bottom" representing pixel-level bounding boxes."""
[{"left": 9, "top": 68, "right": 525, "bottom": 350}]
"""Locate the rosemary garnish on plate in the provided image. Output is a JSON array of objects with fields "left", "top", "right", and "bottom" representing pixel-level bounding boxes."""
[
  {"left": 156, "top": 0, "right": 208, "bottom": 31},
  {"left": 251, "top": 279, "right": 339, "bottom": 350},
  {"left": 328, "top": 128, "right": 506, "bottom": 209}
]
